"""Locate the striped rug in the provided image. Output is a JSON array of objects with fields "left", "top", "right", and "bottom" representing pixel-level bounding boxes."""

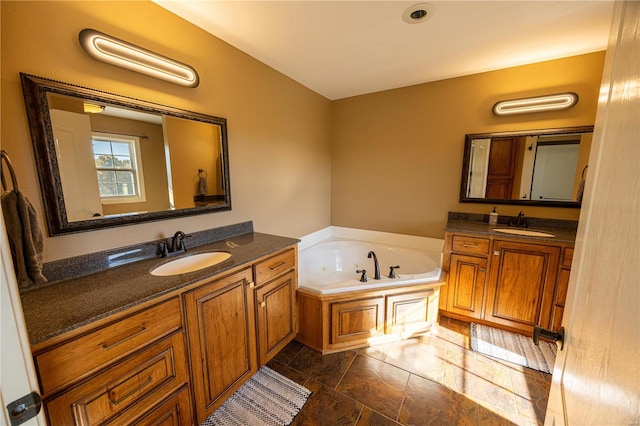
[
  {"left": 470, "top": 323, "right": 557, "bottom": 374},
  {"left": 201, "top": 366, "right": 311, "bottom": 426}
]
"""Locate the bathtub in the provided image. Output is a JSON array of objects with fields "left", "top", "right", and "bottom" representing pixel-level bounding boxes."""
[{"left": 298, "top": 226, "right": 444, "bottom": 294}]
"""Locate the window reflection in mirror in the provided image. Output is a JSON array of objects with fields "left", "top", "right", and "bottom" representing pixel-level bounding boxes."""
[
  {"left": 461, "top": 126, "right": 593, "bottom": 207},
  {"left": 48, "top": 92, "right": 226, "bottom": 222},
  {"left": 20, "top": 73, "right": 230, "bottom": 235}
]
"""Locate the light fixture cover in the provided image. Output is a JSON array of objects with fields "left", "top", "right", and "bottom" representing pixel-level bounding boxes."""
[
  {"left": 83, "top": 103, "right": 105, "bottom": 114},
  {"left": 493, "top": 92, "right": 578, "bottom": 115},
  {"left": 79, "top": 28, "right": 199, "bottom": 88}
]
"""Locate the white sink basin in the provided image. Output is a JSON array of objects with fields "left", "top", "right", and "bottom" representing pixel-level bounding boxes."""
[
  {"left": 151, "top": 252, "right": 231, "bottom": 276},
  {"left": 493, "top": 228, "right": 556, "bottom": 238}
]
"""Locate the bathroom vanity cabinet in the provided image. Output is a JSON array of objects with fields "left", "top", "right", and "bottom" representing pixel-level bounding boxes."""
[
  {"left": 28, "top": 242, "right": 298, "bottom": 426},
  {"left": 34, "top": 297, "right": 193, "bottom": 425},
  {"left": 253, "top": 248, "right": 297, "bottom": 365},
  {"left": 184, "top": 247, "right": 297, "bottom": 424},
  {"left": 440, "top": 230, "right": 573, "bottom": 335},
  {"left": 183, "top": 268, "right": 256, "bottom": 424}
]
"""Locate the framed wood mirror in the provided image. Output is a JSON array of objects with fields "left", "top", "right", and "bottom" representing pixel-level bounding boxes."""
[
  {"left": 20, "top": 73, "right": 231, "bottom": 235},
  {"left": 460, "top": 126, "right": 593, "bottom": 208}
]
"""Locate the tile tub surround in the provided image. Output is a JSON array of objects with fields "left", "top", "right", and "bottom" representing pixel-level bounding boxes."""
[
  {"left": 446, "top": 212, "right": 578, "bottom": 244},
  {"left": 20, "top": 222, "right": 299, "bottom": 345}
]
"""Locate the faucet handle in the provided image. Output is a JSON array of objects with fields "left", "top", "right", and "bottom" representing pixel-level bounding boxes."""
[
  {"left": 356, "top": 269, "right": 368, "bottom": 282},
  {"left": 157, "top": 241, "right": 169, "bottom": 258},
  {"left": 388, "top": 265, "right": 400, "bottom": 278}
]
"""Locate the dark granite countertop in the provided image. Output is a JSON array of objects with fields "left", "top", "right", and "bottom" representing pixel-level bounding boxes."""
[
  {"left": 20, "top": 230, "right": 299, "bottom": 346},
  {"left": 445, "top": 212, "right": 577, "bottom": 244}
]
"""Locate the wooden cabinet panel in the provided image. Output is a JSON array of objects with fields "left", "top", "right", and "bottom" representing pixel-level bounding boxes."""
[
  {"left": 484, "top": 240, "right": 560, "bottom": 332},
  {"left": 36, "top": 298, "right": 182, "bottom": 395},
  {"left": 330, "top": 297, "right": 385, "bottom": 345},
  {"left": 183, "top": 268, "right": 256, "bottom": 424},
  {"left": 561, "top": 247, "right": 574, "bottom": 267},
  {"left": 254, "top": 248, "right": 295, "bottom": 285},
  {"left": 551, "top": 247, "right": 573, "bottom": 331},
  {"left": 446, "top": 254, "right": 487, "bottom": 319},
  {"left": 386, "top": 289, "right": 435, "bottom": 334},
  {"left": 255, "top": 271, "right": 295, "bottom": 365},
  {"left": 46, "top": 332, "right": 189, "bottom": 426},
  {"left": 127, "top": 386, "right": 193, "bottom": 426}
]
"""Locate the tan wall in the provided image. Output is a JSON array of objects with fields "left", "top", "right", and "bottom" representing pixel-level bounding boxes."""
[
  {"left": 1, "top": 1, "right": 332, "bottom": 261},
  {"left": 331, "top": 52, "right": 605, "bottom": 238}
]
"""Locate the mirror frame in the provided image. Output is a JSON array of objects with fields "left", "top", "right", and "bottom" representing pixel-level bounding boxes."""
[
  {"left": 459, "top": 125, "right": 594, "bottom": 208},
  {"left": 20, "top": 73, "right": 231, "bottom": 235}
]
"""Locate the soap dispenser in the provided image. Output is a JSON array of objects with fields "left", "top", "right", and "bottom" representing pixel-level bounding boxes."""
[{"left": 489, "top": 207, "right": 499, "bottom": 225}]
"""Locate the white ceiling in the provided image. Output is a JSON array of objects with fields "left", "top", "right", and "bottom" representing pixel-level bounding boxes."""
[{"left": 154, "top": 1, "right": 614, "bottom": 100}]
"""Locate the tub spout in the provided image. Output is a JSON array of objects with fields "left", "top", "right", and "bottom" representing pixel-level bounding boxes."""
[
  {"left": 356, "top": 269, "right": 368, "bottom": 282},
  {"left": 368, "top": 251, "right": 381, "bottom": 280}
]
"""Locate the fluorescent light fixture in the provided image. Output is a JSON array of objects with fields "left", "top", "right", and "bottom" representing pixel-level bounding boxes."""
[
  {"left": 79, "top": 28, "right": 199, "bottom": 88},
  {"left": 83, "top": 102, "right": 105, "bottom": 114},
  {"left": 493, "top": 92, "right": 578, "bottom": 115}
]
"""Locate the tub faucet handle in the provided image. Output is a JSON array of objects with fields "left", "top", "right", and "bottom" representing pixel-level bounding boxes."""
[
  {"left": 388, "top": 265, "right": 400, "bottom": 278},
  {"left": 356, "top": 269, "right": 368, "bottom": 282}
]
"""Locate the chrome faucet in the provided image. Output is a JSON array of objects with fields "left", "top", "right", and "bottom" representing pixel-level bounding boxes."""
[
  {"left": 368, "top": 251, "right": 381, "bottom": 280},
  {"left": 170, "top": 231, "right": 187, "bottom": 253}
]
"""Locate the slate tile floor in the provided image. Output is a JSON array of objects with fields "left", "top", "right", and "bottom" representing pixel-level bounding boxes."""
[{"left": 267, "top": 316, "right": 552, "bottom": 425}]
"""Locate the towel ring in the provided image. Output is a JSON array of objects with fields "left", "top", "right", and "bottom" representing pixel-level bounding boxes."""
[
  {"left": 198, "top": 169, "right": 208, "bottom": 178},
  {"left": 1, "top": 150, "right": 19, "bottom": 192}
]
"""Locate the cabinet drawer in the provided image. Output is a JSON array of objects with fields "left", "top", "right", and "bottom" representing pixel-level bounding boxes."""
[
  {"left": 45, "top": 331, "right": 189, "bottom": 426},
  {"left": 123, "top": 385, "right": 193, "bottom": 426},
  {"left": 36, "top": 298, "right": 182, "bottom": 395},
  {"left": 451, "top": 235, "right": 490, "bottom": 255},
  {"left": 254, "top": 249, "right": 295, "bottom": 286}
]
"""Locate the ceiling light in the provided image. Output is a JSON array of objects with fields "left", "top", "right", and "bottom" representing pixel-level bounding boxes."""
[
  {"left": 492, "top": 92, "right": 579, "bottom": 115},
  {"left": 403, "top": 3, "right": 434, "bottom": 24},
  {"left": 83, "top": 103, "right": 105, "bottom": 114},
  {"left": 79, "top": 28, "right": 199, "bottom": 88}
]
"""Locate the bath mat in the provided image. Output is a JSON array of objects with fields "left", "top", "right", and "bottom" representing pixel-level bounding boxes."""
[
  {"left": 470, "top": 323, "right": 557, "bottom": 374},
  {"left": 200, "top": 366, "right": 311, "bottom": 426}
]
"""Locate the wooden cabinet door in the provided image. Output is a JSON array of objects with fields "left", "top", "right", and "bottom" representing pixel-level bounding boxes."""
[
  {"left": 255, "top": 271, "right": 296, "bottom": 365},
  {"left": 446, "top": 254, "right": 487, "bottom": 319},
  {"left": 330, "top": 297, "right": 385, "bottom": 346},
  {"left": 183, "top": 268, "right": 256, "bottom": 424},
  {"left": 386, "top": 289, "right": 435, "bottom": 334},
  {"left": 484, "top": 240, "right": 560, "bottom": 333},
  {"left": 485, "top": 136, "right": 519, "bottom": 199}
]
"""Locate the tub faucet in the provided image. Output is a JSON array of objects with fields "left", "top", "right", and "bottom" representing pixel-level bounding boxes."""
[
  {"left": 170, "top": 231, "right": 187, "bottom": 253},
  {"left": 356, "top": 269, "right": 368, "bottom": 282},
  {"left": 368, "top": 251, "right": 381, "bottom": 280}
]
